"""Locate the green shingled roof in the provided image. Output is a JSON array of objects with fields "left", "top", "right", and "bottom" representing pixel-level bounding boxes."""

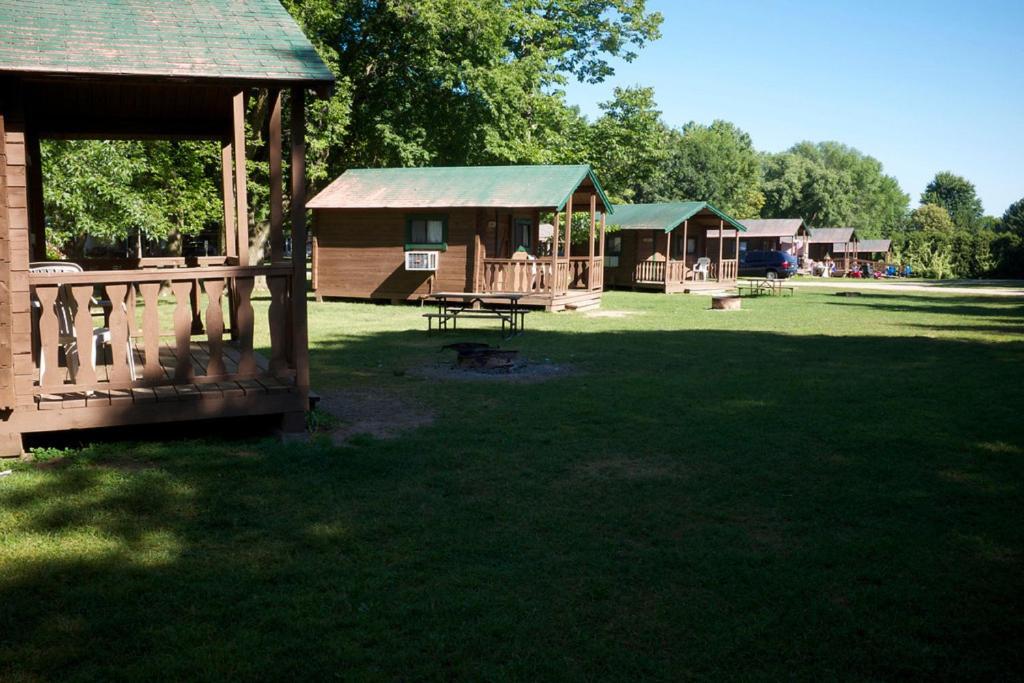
[
  {"left": 609, "top": 202, "right": 746, "bottom": 232},
  {"left": 308, "top": 165, "right": 614, "bottom": 213},
  {"left": 0, "top": 0, "right": 334, "bottom": 84}
]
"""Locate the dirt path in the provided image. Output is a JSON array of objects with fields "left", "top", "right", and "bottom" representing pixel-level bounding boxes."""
[{"left": 788, "top": 279, "right": 1024, "bottom": 297}]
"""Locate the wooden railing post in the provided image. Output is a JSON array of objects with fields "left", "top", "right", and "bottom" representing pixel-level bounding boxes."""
[
  {"left": 267, "top": 274, "right": 289, "bottom": 376},
  {"left": 70, "top": 285, "right": 97, "bottom": 386}
]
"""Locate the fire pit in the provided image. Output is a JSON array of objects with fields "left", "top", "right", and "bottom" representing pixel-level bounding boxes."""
[{"left": 442, "top": 343, "right": 519, "bottom": 371}]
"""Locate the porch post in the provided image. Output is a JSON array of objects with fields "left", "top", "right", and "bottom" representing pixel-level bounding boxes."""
[
  {"left": 268, "top": 88, "right": 284, "bottom": 264},
  {"left": 564, "top": 194, "right": 573, "bottom": 292},
  {"left": 232, "top": 90, "right": 250, "bottom": 266},
  {"left": 221, "top": 136, "right": 237, "bottom": 261},
  {"left": 681, "top": 219, "right": 688, "bottom": 280},
  {"left": 290, "top": 86, "right": 310, "bottom": 399},
  {"left": 717, "top": 219, "right": 724, "bottom": 282},
  {"left": 734, "top": 229, "right": 740, "bottom": 276},
  {"left": 588, "top": 194, "right": 596, "bottom": 289},
  {"left": 25, "top": 129, "right": 45, "bottom": 261},
  {"left": 551, "top": 210, "right": 560, "bottom": 295}
]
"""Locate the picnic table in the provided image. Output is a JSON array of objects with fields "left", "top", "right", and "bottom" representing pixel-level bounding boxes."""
[
  {"left": 737, "top": 278, "right": 794, "bottom": 297},
  {"left": 422, "top": 291, "right": 529, "bottom": 337}
]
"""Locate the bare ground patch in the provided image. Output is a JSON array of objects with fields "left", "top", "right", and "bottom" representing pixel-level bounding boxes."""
[
  {"left": 317, "top": 388, "right": 436, "bottom": 445},
  {"left": 411, "top": 359, "right": 574, "bottom": 383}
]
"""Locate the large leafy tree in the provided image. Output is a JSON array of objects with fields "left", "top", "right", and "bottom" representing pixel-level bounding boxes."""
[
  {"left": 650, "top": 120, "right": 763, "bottom": 218},
  {"left": 921, "top": 171, "right": 984, "bottom": 230},
  {"left": 285, "top": 0, "right": 662, "bottom": 175},
  {"left": 1000, "top": 197, "right": 1024, "bottom": 234},
  {"left": 907, "top": 203, "right": 955, "bottom": 234},
  {"left": 761, "top": 141, "right": 908, "bottom": 235},
  {"left": 588, "top": 86, "right": 670, "bottom": 203},
  {"left": 42, "top": 140, "right": 222, "bottom": 259}
]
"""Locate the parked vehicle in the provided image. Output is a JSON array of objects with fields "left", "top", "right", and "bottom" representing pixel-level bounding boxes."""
[{"left": 738, "top": 250, "right": 798, "bottom": 279}]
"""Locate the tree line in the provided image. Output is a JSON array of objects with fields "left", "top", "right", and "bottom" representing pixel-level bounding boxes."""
[{"left": 39, "top": 0, "right": 1023, "bottom": 278}]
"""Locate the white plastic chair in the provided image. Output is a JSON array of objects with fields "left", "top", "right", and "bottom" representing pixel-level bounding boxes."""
[
  {"left": 30, "top": 262, "right": 136, "bottom": 383},
  {"left": 693, "top": 257, "right": 711, "bottom": 281}
]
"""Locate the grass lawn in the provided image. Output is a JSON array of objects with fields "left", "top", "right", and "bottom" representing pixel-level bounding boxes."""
[{"left": 2, "top": 288, "right": 1023, "bottom": 680}]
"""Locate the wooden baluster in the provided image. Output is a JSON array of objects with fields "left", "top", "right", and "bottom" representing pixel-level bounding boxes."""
[
  {"left": 138, "top": 282, "right": 163, "bottom": 382},
  {"left": 234, "top": 276, "right": 257, "bottom": 375},
  {"left": 105, "top": 284, "right": 132, "bottom": 383},
  {"left": 267, "top": 274, "right": 289, "bottom": 376},
  {"left": 35, "top": 286, "right": 60, "bottom": 388},
  {"left": 204, "top": 279, "right": 226, "bottom": 377},
  {"left": 170, "top": 281, "right": 194, "bottom": 382},
  {"left": 70, "top": 285, "right": 97, "bottom": 386}
]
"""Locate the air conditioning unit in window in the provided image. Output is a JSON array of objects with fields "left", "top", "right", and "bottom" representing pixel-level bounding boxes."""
[{"left": 405, "top": 250, "right": 438, "bottom": 271}]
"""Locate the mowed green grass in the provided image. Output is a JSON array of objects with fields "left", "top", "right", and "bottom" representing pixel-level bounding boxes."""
[{"left": 2, "top": 288, "right": 1023, "bottom": 680}]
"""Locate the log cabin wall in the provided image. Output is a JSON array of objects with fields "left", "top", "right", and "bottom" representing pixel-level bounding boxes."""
[
  {"left": 313, "top": 207, "right": 543, "bottom": 301},
  {"left": 314, "top": 208, "right": 478, "bottom": 301},
  {"left": 0, "top": 89, "right": 30, "bottom": 415}
]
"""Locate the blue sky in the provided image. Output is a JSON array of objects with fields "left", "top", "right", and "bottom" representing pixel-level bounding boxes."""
[{"left": 562, "top": 0, "right": 1023, "bottom": 216}]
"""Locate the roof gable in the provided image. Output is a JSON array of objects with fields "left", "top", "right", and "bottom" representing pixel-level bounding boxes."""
[
  {"left": 609, "top": 202, "right": 747, "bottom": 233},
  {"left": 842, "top": 239, "right": 891, "bottom": 253},
  {"left": 307, "top": 165, "right": 613, "bottom": 212},
  {"left": 0, "top": 0, "right": 334, "bottom": 84}
]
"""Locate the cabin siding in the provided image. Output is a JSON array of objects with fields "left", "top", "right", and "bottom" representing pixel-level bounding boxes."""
[
  {"left": 0, "top": 110, "right": 11, "bottom": 409},
  {"left": 314, "top": 208, "right": 477, "bottom": 300}
]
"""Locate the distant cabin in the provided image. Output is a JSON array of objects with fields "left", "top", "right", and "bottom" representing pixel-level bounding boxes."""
[
  {"left": 808, "top": 228, "right": 860, "bottom": 271},
  {"left": 729, "top": 218, "right": 810, "bottom": 256},
  {"left": 837, "top": 239, "right": 892, "bottom": 264},
  {"left": 308, "top": 165, "right": 613, "bottom": 311},
  {"left": 603, "top": 202, "right": 747, "bottom": 293}
]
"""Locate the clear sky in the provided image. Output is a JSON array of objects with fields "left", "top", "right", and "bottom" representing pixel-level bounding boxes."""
[{"left": 562, "top": 0, "right": 1023, "bottom": 216}]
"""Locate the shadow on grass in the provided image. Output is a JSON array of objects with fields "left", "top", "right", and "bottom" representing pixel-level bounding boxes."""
[{"left": 2, "top": 325, "right": 1023, "bottom": 680}]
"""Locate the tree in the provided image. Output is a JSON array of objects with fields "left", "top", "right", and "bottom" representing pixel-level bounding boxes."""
[
  {"left": 921, "top": 171, "right": 983, "bottom": 229},
  {"left": 284, "top": 0, "right": 662, "bottom": 174},
  {"left": 907, "top": 203, "right": 955, "bottom": 234},
  {"left": 1000, "top": 198, "right": 1024, "bottom": 235},
  {"left": 42, "top": 140, "right": 222, "bottom": 258},
  {"left": 761, "top": 141, "right": 908, "bottom": 234},
  {"left": 588, "top": 86, "right": 670, "bottom": 203},
  {"left": 650, "top": 120, "right": 763, "bottom": 218}
]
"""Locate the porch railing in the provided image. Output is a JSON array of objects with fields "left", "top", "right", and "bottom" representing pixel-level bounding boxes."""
[
  {"left": 634, "top": 260, "right": 665, "bottom": 283},
  {"left": 28, "top": 265, "right": 295, "bottom": 395},
  {"left": 481, "top": 257, "right": 602, "bottom": 294}
]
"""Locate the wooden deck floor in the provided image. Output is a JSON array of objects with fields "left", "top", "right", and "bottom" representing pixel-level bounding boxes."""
[{"left": 34, "top": 339, "right": 294, "bottom": 410}]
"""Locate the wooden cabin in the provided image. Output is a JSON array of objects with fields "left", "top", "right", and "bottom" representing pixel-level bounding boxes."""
[
  {"left": 837, "top": 239, "right": 892, "bottom": 265},
  {"left": 308, "top": 165, "right": 613, "bottom": 311},
  {"left": 0, "top": 0, "right": 334, "bottom": 455},
  {"left": 808, "top": 228, "right": 860, "bottom": 272},
  {"left": 603, "top": 202, "right": 747, "bottom": 293},
  {"left": 730, "top": 218, "right": 809, "bottom": 256}
]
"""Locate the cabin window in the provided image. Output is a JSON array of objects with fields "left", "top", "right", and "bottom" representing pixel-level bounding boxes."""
[
  {"left": 687, "top": 238, "right": 696, "bottom": 255},
  {"left": 405, "top": 215, "right": 448, "bottom": 250},
  {"left": 605, "top": 234, "right": 622, "bottom": 267},
  {"left": 513, "top": 219, "right": 532, "bottom": 251}
]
